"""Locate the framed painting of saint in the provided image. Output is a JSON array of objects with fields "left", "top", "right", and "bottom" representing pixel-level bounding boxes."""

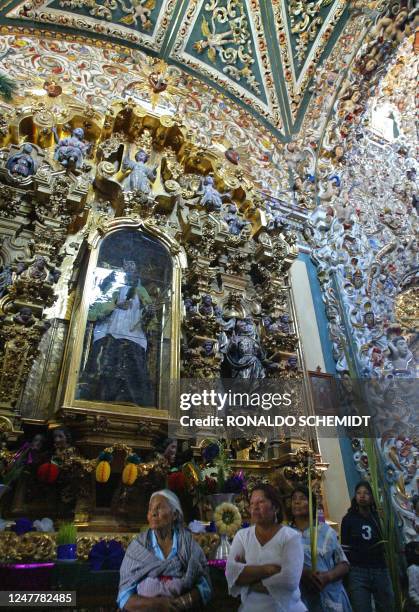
[
  {"left": 309, "top": 370, "right": 337, "bottom": 417},
  {"left": 62, "top": 225, "right": 181, "bottom": 416}
]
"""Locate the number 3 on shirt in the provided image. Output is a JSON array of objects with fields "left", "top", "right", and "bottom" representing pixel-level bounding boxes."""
[{"left": 361, "top": 525, "right": 372, "bottom": 540}]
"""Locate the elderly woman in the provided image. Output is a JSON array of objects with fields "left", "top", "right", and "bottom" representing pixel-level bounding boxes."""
[
  {"left": 226, "top": 483, "right": 306, "bottom": 612},
  {"left": 117, "top": 489, "right": 211, "bottom": 611},
  {"left": 290, "top": 486, "right": 351, "bottom": 612}
]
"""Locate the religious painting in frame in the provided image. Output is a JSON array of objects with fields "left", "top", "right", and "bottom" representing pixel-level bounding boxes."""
[
  {"left": 62, "top": 222, "right": 182, "bottom": 417},
  {"left": 308, "top": 370, "right": 337, "bottom": 418}
]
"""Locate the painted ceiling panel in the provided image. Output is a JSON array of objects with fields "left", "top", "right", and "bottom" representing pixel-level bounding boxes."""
[{"left": 0, "top": 0, "right": 349, "bottom": 137}]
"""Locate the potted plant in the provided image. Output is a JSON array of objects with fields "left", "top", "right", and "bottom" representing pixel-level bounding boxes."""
[{"left": 56, "top": 523, "right": 77, "bottom": 562}]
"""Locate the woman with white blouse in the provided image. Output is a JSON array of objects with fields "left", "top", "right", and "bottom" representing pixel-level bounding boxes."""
[{"left": 226, "top": 483, "right": 307, "bottom": 612}]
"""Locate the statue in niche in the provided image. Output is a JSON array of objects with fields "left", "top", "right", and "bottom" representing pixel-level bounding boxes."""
[
  {"left": 388, "top": 336, "right": 415, "bottom": 374},
  {"left": 198, "top": 294, "right": 217, "bottom": 317},
  {"left": 13, "top": 307, "right": 35, "bottom": 327},
  {"left": 79, "top": 259, "right": 156, "bottom": 405},
  {"left": 227, "top": 335, "right": 266, "bottom": 380},
  {"left": 222, "top": 317, "right": 278, "bottom": 381},
  {"left": 6, "top": 143, "right": 37, "bottom": 177},
  {"left": 198, "top": 176, "right": 230, "bottom": 212},
  {"left": 53, "top": 127, "right": 90, "bottom": 169},
  {"left": 223, "top": 203, "right": 250, "bottom": 236},
  {"left": 122, "top": 149, "right": 156, "bottom": 194}
]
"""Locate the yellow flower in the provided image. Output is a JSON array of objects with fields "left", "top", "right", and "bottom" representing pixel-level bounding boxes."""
[{"left": 214, "top": 502, "right": 241, "bottom": 536}]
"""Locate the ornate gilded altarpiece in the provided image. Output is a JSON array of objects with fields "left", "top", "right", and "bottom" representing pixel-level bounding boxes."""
[{"left": 0, "top": 40, "right": 328, "bottom": 529}]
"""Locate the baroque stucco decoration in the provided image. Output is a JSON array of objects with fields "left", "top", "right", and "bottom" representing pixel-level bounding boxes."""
[
  {"left": 0, "top": 71, "right": 306, "bottom": 432},
  {"left": 0, "top": 65, "right": 322, "bottom": 527},
  {"left": 0, "top": 0, "right": 351, "bottom": 135},
  {"left": 302, "top": 10, "right": 418, "bottom": 545}
]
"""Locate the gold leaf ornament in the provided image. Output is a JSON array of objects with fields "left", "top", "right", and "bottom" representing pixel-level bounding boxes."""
[{"left": 182, "top": 461, "right": 200, "bottom": 490}]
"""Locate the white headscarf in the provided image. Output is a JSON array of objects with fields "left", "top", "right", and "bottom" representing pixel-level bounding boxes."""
[{"left": 150, "top": 489, "right": 184, "bottom": 525}]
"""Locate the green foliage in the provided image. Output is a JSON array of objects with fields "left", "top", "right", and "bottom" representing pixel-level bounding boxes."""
[
  {"left": 307, "top": 458, "right": 318, "bottom": 572},
  {"left": 216, "top": 464, "right": 226, "bottom": 493},
  {"left": 0, "top": 73, "right": 17, "bottom": 101},
  {"left": 56, "top": 523, "right": 77, "bottom": 545},
  {"left": 0, "top": 448, "right": 29, "bottom": 486},
  {"left": 363, "top": 438, "right": 404, "bottom": 611}
]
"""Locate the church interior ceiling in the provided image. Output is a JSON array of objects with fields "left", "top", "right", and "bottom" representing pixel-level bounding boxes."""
[{"left": 0, "top": 0, "right": 351, "bottom": 138}]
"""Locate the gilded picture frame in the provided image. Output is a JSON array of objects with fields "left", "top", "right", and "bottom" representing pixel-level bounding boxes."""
[{"left": 60, "top": 218, "right": 183, "bottom": 419}]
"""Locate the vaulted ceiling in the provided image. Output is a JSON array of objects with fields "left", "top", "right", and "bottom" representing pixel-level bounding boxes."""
[{"left": 0, "top": 0, "right": 349, "bottom": 138}]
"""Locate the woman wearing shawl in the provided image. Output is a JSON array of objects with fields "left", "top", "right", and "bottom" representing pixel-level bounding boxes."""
[
  {"left": 290, "top": 486, "right": 351, "bottom": 612},
  {"left": 117, "top": 489, "right": 212, "bottom": 611}
]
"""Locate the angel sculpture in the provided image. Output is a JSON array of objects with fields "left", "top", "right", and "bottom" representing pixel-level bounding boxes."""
[
  {"left": 122, "top": 149, "right": 156, "bottom": 194},
  {"left": 193, "top": 17, "right": 236, "bottom": 63},
  {"left": 119, "top": 0, "right": 155, "bottom": 29},
  {"left": 197, "top": 176, "right": 230, "bottom": 212}
]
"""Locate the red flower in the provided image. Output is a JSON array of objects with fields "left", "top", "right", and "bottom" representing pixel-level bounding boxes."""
[{"left": 167, "top": 471, "right": 185, "bottom": 494}]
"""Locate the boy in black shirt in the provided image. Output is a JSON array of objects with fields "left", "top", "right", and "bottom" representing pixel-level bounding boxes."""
[{"left": 341, "top": 481, "right": 395, "bottom": 612}]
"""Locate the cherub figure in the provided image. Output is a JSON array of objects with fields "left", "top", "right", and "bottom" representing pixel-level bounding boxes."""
[
  {"left": 122, "top": 149, "right": 156, "bottom": 195},
  {"left": 6, "top": 143, "right": 37, "bottom": 177},
  {"left": 388, "top": 336, "right": 415, "bottom": 373},
  {"left": 53, "top": 127, "right": 90, "bottom": 169},
  {"left": 193, "top": 17, "right": 236, "bottom": 63},
  {"left": 197, "top": 176, "right": 230, "bottom": 212}
]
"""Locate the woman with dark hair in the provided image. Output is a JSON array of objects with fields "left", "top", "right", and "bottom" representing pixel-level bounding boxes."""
[
  {"left": 156, "top": 438, "right": 178, "bottom": 466},
  {"left": 290, "top": 485, "right": 351, "bottom": 612},
  {"left": 341, "top": 480, "right": 395, "bottom": 612},
  {"left": 226, "top": 483, "right": 306, "bottom": 611}
]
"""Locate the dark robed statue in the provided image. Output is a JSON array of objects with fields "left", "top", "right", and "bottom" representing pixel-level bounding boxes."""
[{"left": 79, "top": 259, "right": 156, "bottom": 405}]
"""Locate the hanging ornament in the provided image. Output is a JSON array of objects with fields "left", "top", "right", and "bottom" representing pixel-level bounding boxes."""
[
  {"left": 122, "top": 454, "right": 140, "bottom": 486},
  {"left": 37, "top": 462, "right": 59, "bottom": 484},
  {"left": 95, "top": 451, "right": 113, "bottom": 483}
]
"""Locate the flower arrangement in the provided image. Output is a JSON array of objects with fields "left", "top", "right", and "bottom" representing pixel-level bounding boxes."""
[
  {"left": 198, "top": 439, "right": 246, "bottom": 495},
  {"left": 214, "top": 502, "right": 242, "bottom": 538}
]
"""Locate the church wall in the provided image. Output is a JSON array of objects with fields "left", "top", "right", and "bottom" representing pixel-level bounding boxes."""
[{"left": 291, "top": 256, "right": 352, "bottom": 525}]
